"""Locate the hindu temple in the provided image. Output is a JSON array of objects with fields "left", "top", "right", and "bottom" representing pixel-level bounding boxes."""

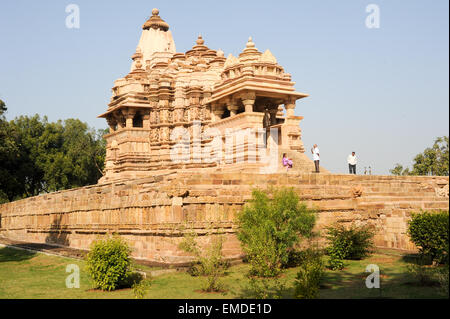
[{"left": 98, "top": 9, "right": 324, "bottom": 183}]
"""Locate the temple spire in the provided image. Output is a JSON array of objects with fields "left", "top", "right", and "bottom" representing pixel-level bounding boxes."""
[{"left": 132, "top": 8, "right": 176, "bottom": 71}]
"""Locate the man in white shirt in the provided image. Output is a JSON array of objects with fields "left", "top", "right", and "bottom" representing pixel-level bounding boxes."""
[
  {"left": 311, "top": 144, "right": 320, "bottom": 173},
  {"left": 347, "top": 151, "right": 357, "bottom": 174}
]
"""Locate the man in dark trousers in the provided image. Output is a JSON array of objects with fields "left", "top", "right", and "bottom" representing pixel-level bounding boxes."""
[
  {"left": 347, "top": 151, "right": 357, "bottom": 174},
  {"left": 312, "top": 144, "right": 320, "bottom": 173}
]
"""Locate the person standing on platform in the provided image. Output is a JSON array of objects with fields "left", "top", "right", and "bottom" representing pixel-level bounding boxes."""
[
  {"left": 311, "top": 144, "right": 320, "bottom": 173},
  {"left": 347, "top": 151, "right": 357, "bottom": 174}
]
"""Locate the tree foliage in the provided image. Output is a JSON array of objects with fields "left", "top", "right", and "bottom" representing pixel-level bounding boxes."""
[
  {"left": 293, "top": 249, "right": 325, "bottom": 299},
  {"left": 408, "top": 211, "right": 449, "bottom": 264},
  {"left": 325, "top": 223, "right": 375, "bottom": 270},
  {"left": 390, "top": 136, "right": 449, "bottom": 176},
  {"left": 237, "top": 188, "right": 316, "bottom": 277},
  {"left": 389, "top": 164, "right": 410, "bottom": 176},
  {"left": 0, "top": 99, "right": 6, "bottom": 115},
  {"left": 86, "top": 236, "right": 132, "bottom": 291},
  {"left": 178, "top": 228, "right": 228, "bottom": 292},
  {"left": 0, "top": 101, "right": 107, "bottom": 203}
]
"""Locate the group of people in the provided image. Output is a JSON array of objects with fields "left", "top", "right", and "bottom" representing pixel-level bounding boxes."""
[{"left": 282, "top": 145, "right": 358, "bottom": 174}]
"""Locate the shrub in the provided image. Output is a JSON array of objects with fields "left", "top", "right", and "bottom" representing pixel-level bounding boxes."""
[
  {"left": 132, "top": 279, "right": 151, "bottom": 299},
  {"left": 325, "top": 223, "right": 375, "bottom": 270},
  {"left": 286, "top": 247, "right": 325, "bottom": 268},
  {"left": 294, "top": 249, "right": 325, "bottom": 299},
  {"left": 406, "top": 260, "right": 439, "bottom": 287},
  {"left": 86, "top": 235, "right": 132, "bottom": 291},
  {"left": 237, "top": 188, "right": 316, "bottom": 277},
  {"left": 179, "top": 229, "right": 228, "bottom": 292},
  {"left": 243, "top": 277, "right": 287, "bottom": 299},
  {"left": 407, "top": 211, "right": 449, "bottom": 264},
  {"left": 436, "top": 266, "right": 449, "bottom": 296}
]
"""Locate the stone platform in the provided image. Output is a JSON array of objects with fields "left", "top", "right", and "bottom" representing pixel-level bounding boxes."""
[{"left": 0, "top": 172, "right": 448, "bottom": 265}]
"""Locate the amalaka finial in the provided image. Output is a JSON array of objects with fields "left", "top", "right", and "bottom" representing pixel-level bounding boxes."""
[
  {"left": 143, "top": 8, "right": 169, "bottom": 31},
  {"left": 196, "top": 34, "right": 205, "bottom": 45}
]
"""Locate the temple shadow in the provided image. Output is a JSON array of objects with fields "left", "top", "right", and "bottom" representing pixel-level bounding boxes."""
[
  {"left": 44, "top": 214, "right": 70, "bottom": 247},
  {"left": 0, "top": 246, "right": 37, "bottom": 263}
]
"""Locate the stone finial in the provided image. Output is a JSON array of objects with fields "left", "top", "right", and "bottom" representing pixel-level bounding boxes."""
[
  {"left": 143, "top": 8, "right": 170, "bottom": 31},
  {"left": 135, "top": 59, "right": 143, "bottom": 70},
  {"left": 239, "top": 36, "right": 261, "bottom": 61},
  {"left": 246, "top": 37, "right": 255, "bottom": 49},
  {"left": 196, "top": 34, "right": 205, "bottom": 45}
]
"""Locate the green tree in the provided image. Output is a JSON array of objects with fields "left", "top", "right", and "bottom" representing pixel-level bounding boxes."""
[
  {"left": 38, "top": 119, "right": 106, "bottom": 192},
  {"left": 0, "top": 99, "right": 20, "bottom": 203},
  {"left": 0, "top": 99, "right": 6, "bottom": 115},
  {"left": 390, "top": 136, "right": 449, "bottom": 176},
  {"left": 389, "top": 163, "right": 410, "bottom": 176},
  {"left": 410, "top": 136, "right": 449, "bottom": 176},
  {"left": 0, "top": 113, "right": 107, "bottom": 202}
]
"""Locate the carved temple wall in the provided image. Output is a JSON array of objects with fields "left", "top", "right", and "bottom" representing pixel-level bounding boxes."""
[{"left": 0, "top": 172, "right": 447, "bottom": 265}]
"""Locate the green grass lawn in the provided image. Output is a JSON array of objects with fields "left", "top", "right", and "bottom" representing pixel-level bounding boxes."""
[{"left": 0, "top": 246, "right": 447, "bottom": 299}]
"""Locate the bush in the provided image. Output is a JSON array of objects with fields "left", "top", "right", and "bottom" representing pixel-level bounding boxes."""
[
  {"left": 326, "top": 223, "right": 375, "bottom": 270},
  {"left": 243, "top": 277, "right": 287, "bottom": 299},
  {"left": 294, "top": 249, "right": 325, "bottom": 299},
  {"left": 407, "top": 211, "right": 449, "bottom": 264},
  {"left": 285, "top": 247, "right": 325, "bottom": 268},
  {"left": 436, "top": 266, "right": 449, "bottom": 296},
  {"left": 179, "top": 230, "right": 228, "bottom": 292},
  {"left": 237, "top": 188, "right": 316, "bottom": 277},
  {"left": 132, "top": 279, "right": 151, "bottom": 299},
  {"left": 406, "top": 258, "right": 439, "bottom": 287},
  {"left": 86, "top": 235, "right": 132, "bottom": 291}
]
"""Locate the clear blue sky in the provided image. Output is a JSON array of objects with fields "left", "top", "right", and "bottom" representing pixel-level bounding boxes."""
[{"left": 0, "top": 0, "right": 448, "bottom": 174}]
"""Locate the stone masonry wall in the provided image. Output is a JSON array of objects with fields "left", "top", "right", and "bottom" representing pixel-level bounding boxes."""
[{"left": 0, "top": 172, "right": 448, "bottom": 265}]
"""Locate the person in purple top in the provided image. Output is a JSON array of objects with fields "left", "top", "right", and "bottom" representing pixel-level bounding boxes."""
[{"left": 282, "top": 153, "right": 293, "bottom": 170}]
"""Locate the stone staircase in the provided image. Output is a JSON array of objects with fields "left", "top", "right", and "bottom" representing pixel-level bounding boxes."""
[{"left": 276, "top": 149, "right": 329, "bottom": 174}]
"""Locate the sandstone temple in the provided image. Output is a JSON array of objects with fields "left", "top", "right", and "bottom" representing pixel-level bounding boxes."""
[
  {"left": 0, "top": 10, "right": 448, "bottom": 265},
  {"left": 97, "top": 8, "right": 323, "bottom": 183}
]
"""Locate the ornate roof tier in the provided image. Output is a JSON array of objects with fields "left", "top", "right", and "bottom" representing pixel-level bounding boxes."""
[{"left": 208, "top": 37, "right": 308, "bottom": 104}]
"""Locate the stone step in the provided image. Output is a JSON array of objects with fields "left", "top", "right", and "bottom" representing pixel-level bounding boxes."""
[
  {"left": 360, "top": 196, "right": 439, "bottom": 202},
  {"left": 357, "top": 200, "right": 449, "bottom": 210},
  {"left": 363, "top": 191, "right": 436, "bottom": 196}
]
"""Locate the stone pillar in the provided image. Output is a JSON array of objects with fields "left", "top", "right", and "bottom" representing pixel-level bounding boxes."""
[
  {"left": 269, "top": 108, "right": 278, "bottom": 125},
  {"left": 227, "top": 100, "right": 239, "bottom": 117},
  {"left": 114, "top": 112, "right": 125, "bottom": 130},
  {"left": 242, "top": 92, "right": 256, "bottom": 113},
  {"left": 124, "top": 109, "right": 136, "bottom": 128},
  {"left": 284, "top": 98, "right": 296, "bottom": 117},
  {"left": 211, "top": 103, "right": 225, "bottom": 121},
  {"left": 106, "top": 116, "right": 117, "bottom": 133},
  {"left": 142, "top": 111, "right": 151, "bottom": 129}
]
